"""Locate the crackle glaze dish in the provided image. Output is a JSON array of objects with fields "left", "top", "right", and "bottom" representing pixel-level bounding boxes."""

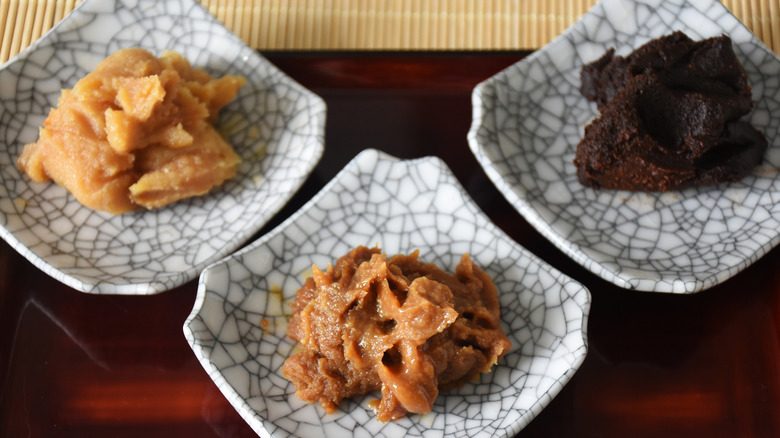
[
  {"left": 184, "top": 149, "right": 591, "bottom": 438},
  {"left": 469, "top": 0, "right": 780, "bottom": 293},
  {"left": 0, "top": 0, "right": 326, "bottom": 294}
]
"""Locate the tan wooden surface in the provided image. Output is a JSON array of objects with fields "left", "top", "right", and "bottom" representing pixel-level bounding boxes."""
[{"left": 0, "top": 0, "right": 778, "bottom": 64}]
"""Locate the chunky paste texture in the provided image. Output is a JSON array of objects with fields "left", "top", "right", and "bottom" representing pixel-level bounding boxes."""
[
  {"left": 575, "top": 32, "right": 767, "bottom": 191},
  {"left": 282, "top": 246, "right": 511, "bottom": 422},
  {"left": 17, "top": 48, "right": 245, "bottom": 214}
]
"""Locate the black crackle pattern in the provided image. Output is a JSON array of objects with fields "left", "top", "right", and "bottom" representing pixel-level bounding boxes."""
[
  {"left": 184, "top": 149, "right": 591, "bottom": 437},
  {"left": 468, "top": 0, "right": 780, "bottom": 293},
  {"left": 0, "top": 0, "right": 326, "bottom": 294}
]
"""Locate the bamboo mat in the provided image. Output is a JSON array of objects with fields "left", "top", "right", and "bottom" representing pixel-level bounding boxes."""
[{"left": 0, "top": 0, "right": 778, "bottom": 64}]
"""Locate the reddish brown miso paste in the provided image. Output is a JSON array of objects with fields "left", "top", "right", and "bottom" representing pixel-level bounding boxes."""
[{"left": 282, "top": 246, "right": 511, "bottom": 422}]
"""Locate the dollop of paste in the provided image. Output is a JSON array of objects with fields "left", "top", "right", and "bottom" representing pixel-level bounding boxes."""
[
  {"left": 18, "top": 48, "right": 245, "bottom": 214},
  {"left": 282, "top": 246, "right": 511, "bottom": 422}
]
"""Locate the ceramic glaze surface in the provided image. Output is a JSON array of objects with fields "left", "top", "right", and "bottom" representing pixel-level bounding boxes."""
[
  {"left": 184, "top": 149, "right": 591, "bottom": 438},
  {"left": 0, "top": 0, "right": 325, "bottom": 294},
  {"left": 468, "top": 0, "right": 780, "bottom": 293}
]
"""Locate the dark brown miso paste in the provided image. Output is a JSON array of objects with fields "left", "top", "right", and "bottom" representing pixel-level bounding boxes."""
[{"left": 575, "top": 31, "right": 767, "bottom": 191}]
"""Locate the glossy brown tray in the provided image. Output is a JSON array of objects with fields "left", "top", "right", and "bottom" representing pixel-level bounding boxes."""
[
  {"left": 1, "top": 0, "right": 778, "bottom": 64},
  {"left": 2, "top": 52, "right": 780, "bottom": 437}
]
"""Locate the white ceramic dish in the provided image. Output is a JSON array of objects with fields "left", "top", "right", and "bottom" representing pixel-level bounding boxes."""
[
  {"left": 184, "top": 149, "right": 591, "bottom": 437},
  {"left": 0, "top": 0, "right": 326, "bottom": 294},
  {"left": 468, "top": 0, "right": 780, "bottom": 293}
]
